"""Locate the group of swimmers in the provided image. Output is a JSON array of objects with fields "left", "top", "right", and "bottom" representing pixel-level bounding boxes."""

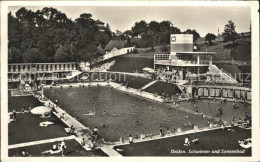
[
  {"left": 216, "top": 105, "right": 223, "bottom": 116},
  {"left": 231, "top": 113, "right": 251, "bottom": 127}
]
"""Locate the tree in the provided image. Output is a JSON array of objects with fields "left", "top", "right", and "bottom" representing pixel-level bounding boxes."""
[
  {"left": 16, "top": 7, "right": 35, "bottom": 27},
  {"left": 123, "top": 30, "right": 133, "bottom": 38},
  {"left": 8, "top": 12, "right": 22, "bottom": 48},
  {"left": 222, "top": 20, "right": 239, "bottom": 44},
  {"left": 159, "top": 21, "right": 172, "bottom": 32},
  {"left": 95, "top": 32, "right": 110, "bottom": 48},
  {"left": 205, "top": 33, "right": 216, "bottom": 45},
  {"left": 115, "top": 30, "right": 122, "bottom": 36},
  {"left": 184, "top": 29, "right": 201, "bottom": 43},
  {"left": 131, "top": 20, "right": 148, "bottom": 37},
  {"left": 8, "top": 47, "right": 22, "bottom": 63},
  {"left": 142, "top": 30, "right": 155, "bottom": 50},
  {"left": 77, "top": 43, "right": 97, "bottom": 62},
  {"left": 22, "top": 48, "right": 46, "bottom": 62},
  {"left": 106, "top": 23, "right": 111, "bottom": 32}
]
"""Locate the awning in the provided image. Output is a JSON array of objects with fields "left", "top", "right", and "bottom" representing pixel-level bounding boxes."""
[{"left": 143, "top": 67, "right": 155, "bottom": 73}]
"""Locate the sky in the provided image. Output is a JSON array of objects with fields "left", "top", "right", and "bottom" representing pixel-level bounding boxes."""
[{"left": 8, "top": 6, "right": 251, "bottom": 37}]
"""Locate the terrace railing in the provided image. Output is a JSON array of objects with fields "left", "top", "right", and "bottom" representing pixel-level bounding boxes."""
[
  {"left": 155, "top": 60, "right": 209, "bottom": 66},
  {"left": 8, "top": 62, "right": 77, "bottom": 73}
]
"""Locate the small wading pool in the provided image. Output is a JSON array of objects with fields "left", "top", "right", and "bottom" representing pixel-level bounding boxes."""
[{"left": 44, "top": 86, "right": 249, "bottom": 142}]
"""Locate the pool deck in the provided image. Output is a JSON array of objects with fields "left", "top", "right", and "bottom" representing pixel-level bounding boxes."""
[{"left": 110, "top": 125, "right": 233, "bottom": 147}]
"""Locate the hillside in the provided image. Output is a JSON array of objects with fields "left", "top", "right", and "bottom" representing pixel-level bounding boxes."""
[
  {"left": 94, "top": 45, "right": 168, "bottom": 73},
  {"left": 197, "top": 37, "right": 251, "bottom": 63},
  {"left": 106, "top": 56, "right": 154, "bottom": 73},
  {"left": 95, "top": 38, "right": 251, "bottom": 77}
]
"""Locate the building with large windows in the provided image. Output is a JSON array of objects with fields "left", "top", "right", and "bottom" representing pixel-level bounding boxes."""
[{"left": 154, "top": 34, "right": 215, "bottom": 80}]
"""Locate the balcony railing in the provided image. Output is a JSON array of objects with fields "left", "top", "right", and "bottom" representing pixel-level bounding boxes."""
[{"left": 155, "top": 60, "right": 210, "bottom": 66}]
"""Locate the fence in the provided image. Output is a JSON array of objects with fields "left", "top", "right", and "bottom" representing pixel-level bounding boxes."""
[{"left": 103, "top": 47, "right": 135, "bottom": 61}]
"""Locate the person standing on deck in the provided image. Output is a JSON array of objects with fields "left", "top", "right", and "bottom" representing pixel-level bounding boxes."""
[
  {"left": 129, "top": 135, "right": 133, "bottom": 144},
  {"left": 159, "top": 126, "right": 164, "bottom": 136},
  {"left": 55, "top": 99, "right": 58, "bottom": 105},
  {"left": 60, "top": 140, "right": 66, "bottom": 156},
  {"left": 12, "top": 109, "right": 17, "bottom": 121}
]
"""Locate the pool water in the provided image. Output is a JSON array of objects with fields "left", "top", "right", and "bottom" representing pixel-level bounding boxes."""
[
  {"left": 178, "top": 99, "right": 251, "bottom": 123},
  {"left": 44, "top": 87, "right": 209, "bottom": 142}
]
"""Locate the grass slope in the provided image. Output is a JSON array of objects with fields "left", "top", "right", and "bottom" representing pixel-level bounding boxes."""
[
  {"left": 108, "top": 56, "right": 154, "bottom": 73},
  {"left": 144, "top": 81, "right": 182, "bottom": 96},
  {"left": 197, "top": 38, "right": 251, "bottom": 63}
]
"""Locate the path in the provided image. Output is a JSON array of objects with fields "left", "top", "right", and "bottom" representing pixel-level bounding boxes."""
[
  {"left": 100, "top": 146, "right": 123, "bottom": 157},
  {"left": 8, "top": 136, "right": 75, "bottom": 149}
]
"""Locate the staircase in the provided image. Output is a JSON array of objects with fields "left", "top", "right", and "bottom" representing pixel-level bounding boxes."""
[
  {"left": 209, "top": 64, "right": 238, "bottom": 83},
  {"left": 66, "top": 71, "right": 82, "bottom": 80}
]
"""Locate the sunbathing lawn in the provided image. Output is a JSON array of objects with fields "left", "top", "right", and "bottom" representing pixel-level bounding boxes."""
[
  {"left": 44, "top": 87, "right": 209, "bottom": 142},
  {"left": 108, "top": 56, "right": 154, "bottom": 73},
  {"left": 109, "top": 73, "right": 152, "bottom": 89},
  {"left": 9, "top": 139, "right": 107, "bottom": 157},
  {"left": 8, "top": 95, "right": 69, "bottom": 144},
  {"left": 144, "top": 81, "right": 182, "bottom": 96},
  {"left": 114, "top": 126, "right": 251, "bottom": 156}
]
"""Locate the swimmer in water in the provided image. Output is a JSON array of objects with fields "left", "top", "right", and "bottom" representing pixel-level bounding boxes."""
[
  {"left": 113, "top": 112, "right": 116, "bottom": 117},
  {"left": 183, "top": 115, "right": 189, "bottom": 118}
]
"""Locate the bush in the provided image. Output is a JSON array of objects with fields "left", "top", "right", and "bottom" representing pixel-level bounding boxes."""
[
  {"left": 144, "top": 49, "right": 151, "bottom": 53},
  {"left": 133, "top": 48, "right": 139, "bottom": 54},
  {"left": 160, "top": 45, "right": 169, "bottom": 53}
]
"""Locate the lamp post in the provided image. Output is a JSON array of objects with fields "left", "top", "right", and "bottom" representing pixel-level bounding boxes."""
[{"left": 41, "top": 85, "right": 44, "bottom": 98}]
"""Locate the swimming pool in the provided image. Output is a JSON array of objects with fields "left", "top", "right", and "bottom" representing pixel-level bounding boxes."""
[{"left": 44, "top": 87, "right": 209, "bottom": 142}]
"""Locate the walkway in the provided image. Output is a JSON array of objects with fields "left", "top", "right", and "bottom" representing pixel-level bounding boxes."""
[
  {"left": 34, "top": 93, "right": 94, "bottom": 151},
  {"left": 111, "top": 125, "right": 233, "bottom": 148},
  {"left": 109, "top": 82, "right": 164, "bottom": 102},
  {"left": 8, "top": 136, "right": 75, "bottom": 149},
  {"left": 140, "top": 80, "right": 157, "bottom": 90},
  {"left": 100, "top": 146, "right": 123, "bottom": 157}
]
